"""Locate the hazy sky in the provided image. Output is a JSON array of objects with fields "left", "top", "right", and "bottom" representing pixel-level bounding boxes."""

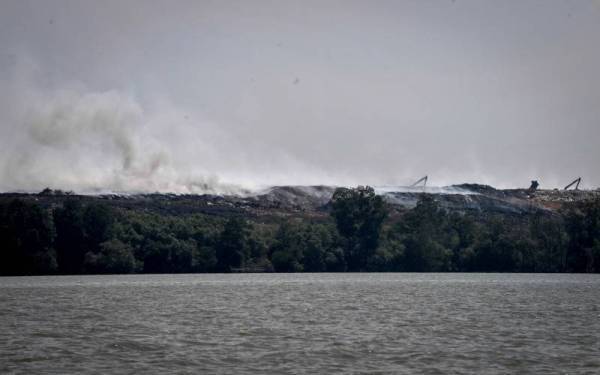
[{"left": 1, "top": 0, "right": 599, "bottom": 192}]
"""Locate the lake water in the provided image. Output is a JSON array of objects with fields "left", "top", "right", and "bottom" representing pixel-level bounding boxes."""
[{"left": 1, "top": 273, "right": 599, "bottom": 374}]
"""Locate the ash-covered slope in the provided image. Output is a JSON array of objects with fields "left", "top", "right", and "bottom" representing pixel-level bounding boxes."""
[
  {"left": 1, "top": 184, "right": 598, "bottom": 218},
  {"left": 250, "top": 184, "right": 599, "bottom": 215}
]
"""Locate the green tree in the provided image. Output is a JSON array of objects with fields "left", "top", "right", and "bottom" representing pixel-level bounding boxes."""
[
  {"left": 331, "top": 186, "right": 388, "bottom": 271},
  {"left": 563, "top": 199, "right": 600, "bottom": 272},
  {"left": 85, "top": 239, "right": 136, "bottom": 274},
  {"left": 54, "top": 199, "right": 86, "bottom": 274},
  {"left": 83, "top": 203, "right": 114, "bottom": 253},
  {"left": 302, "top": 225, "right": 328, "bottom": 272},
  {"left": 395, "top": 195, "right": 452, "bottom": 271},
  {"left": 0, "top": 199, "right": 57, "bottom": 275},
  {"left": 216, "top": 217, "right": 250, "bottom": 272},
  {"left": 270, "top": 221, "right": 304, "bottom": 272}
]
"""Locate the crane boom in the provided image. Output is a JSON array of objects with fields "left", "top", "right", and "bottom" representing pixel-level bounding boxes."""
[
  {"left": 564, "top": 177, "right": 581, "bottom": 190},
  {"left": 410, "top": 176, "right": 428, "bottom": 189}
]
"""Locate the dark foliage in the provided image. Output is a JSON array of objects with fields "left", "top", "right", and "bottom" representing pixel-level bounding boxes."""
[
  {"left": 0, "top": 199, "right": 56, "bottom": 275},
  {"left": 1, "top": 189, "right": 599, "bottom": 275},
  {"left": 331, "top": 186, "right": 388, "bottom": 271},
  {"left": 563, "top": 198, "right": 600, "bottom": 272}
]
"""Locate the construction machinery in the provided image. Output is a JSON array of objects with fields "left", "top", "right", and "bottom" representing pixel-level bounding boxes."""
[
  {"left": 528, "top": 180, "right": 539, "bottom": 192},
  {"left": 410, "top": 176, "right": 428, "bottom": 191},
  {"left": 564, "top": 177, "right": 582, "bottom": 190}
]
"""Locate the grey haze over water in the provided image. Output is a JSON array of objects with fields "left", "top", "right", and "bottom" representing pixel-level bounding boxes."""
[{"left": 1, "top": 1, "right": 599, "bottom": 193}]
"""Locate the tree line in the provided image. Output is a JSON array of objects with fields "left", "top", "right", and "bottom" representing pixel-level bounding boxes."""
[{"left": 1, "top": 186, "right": 599, "bottom": 275}]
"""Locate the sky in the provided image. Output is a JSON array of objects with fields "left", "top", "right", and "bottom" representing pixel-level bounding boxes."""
[{"left": 1, "top": 0, "right": 599, "bottom": 193}]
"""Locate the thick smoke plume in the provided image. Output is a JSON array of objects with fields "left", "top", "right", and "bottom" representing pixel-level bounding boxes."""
[
  {"left": 1, "top": 72, "right": 235, "bottom": 193},
  {"left": 0, "top": 66, "right": 335, "bottom": 194}
]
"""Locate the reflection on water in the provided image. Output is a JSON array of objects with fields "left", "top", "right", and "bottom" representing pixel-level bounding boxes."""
[{"left": 1, "top": 273, "right": 599, "bottom": 374}]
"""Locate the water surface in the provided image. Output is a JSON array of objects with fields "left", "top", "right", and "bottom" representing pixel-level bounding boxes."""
[{"left": 1, "top": 273, "right": 599, "bottom": 374}]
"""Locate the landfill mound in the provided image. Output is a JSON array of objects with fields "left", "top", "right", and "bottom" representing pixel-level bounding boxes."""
[{"left": 1, "top": 184, "right": 598, "bottom": 218}]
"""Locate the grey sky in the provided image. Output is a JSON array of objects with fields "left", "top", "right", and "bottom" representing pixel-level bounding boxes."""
[{"left": 1, "top": 0, "right": 599, "bottom": 192}]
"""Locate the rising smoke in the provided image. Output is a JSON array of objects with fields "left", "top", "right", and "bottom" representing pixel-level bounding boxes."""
[
  {"left": 0, "top": 63, "right": 335, "bottom": 194},
  {"left": 1, "top": 1, "right": 599, "bottom": 193},
  {"left": 1, "top": 67, "right": 226, "bottom": 193}
]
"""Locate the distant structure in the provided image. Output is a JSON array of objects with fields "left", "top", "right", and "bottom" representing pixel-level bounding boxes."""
[
  {"left": 564, "top": 177, "right": 582, "bottom": 190},
  {"left": 528, "top": 180, "right": 539, "bottom": 192},
  {"left": 410, "top": 176, "right": 428, "bottom": 191}
]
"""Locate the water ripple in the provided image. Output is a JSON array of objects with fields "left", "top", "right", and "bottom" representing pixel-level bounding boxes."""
[{"left": 1, "top": 273, "right": 600, "bottom": 374}]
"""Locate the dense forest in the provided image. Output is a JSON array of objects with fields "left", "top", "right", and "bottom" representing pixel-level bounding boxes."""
[{"left": 1, "top": 186, "right": 599, "bottom": 275}]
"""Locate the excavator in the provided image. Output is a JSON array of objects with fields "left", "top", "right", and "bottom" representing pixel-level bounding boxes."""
[
  {"left": 410, "top": 176, "right": 428, "bottom": 191},
  {"left": 564, "top": 177, "right": 582, "bottom": 190},
  {"left": 528, "top": 180, "right": 539, "bottom": 192}
]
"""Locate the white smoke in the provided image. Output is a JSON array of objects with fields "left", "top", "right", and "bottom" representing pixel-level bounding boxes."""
[
  {"left": 0, "top": 64, "right": 245, "bottom": 193},
  {"left": 0, "top": 62, "right": 337, "bottom": 194}
]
